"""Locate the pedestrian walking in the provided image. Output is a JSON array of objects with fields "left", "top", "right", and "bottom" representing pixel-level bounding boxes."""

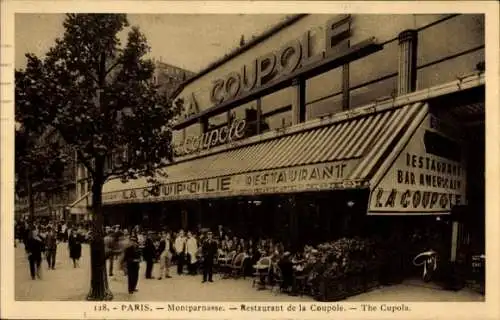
[
  {"left": 156, "top": 232, "right": 174, "bottom": 280},
  {"left": 174, "top": 230, "right": 186, "bottom": 275},
  {"left": 45, "top": 226, "right": 58, "bottom": 269},
  {"left": 104, "top": 228, "right": 122, "bottom": 277},
  {"left": 26, "top": 228, "right": 45, "bottom": 280},
  {"left": 201, "top": 231, "right": 217, "bottom": 283},
  {"left": 143, "top": 233, "right": 156, "bottom": 279},
  {"left": 186, "top": 231, "right": 198, "bottom": 275},
  {"left": 68, "top": 229, "right": 82, "bottom": 268},
  {"left": 61, "top": 222, "right": 68, "bottom": 242},
  {"left": 123, "top": 235, "right": 141, "bottom": 294}
]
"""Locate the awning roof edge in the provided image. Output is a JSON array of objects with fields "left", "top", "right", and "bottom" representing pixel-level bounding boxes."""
[{"left": 68, "top": 192, "right": 91, "bottom": 208}]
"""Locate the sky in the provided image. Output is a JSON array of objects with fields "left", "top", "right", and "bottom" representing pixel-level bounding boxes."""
[{"left": 15, "top": 13, "right": 289, "bottom": 72}]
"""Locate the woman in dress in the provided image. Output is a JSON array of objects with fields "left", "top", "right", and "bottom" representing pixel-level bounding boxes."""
[{"left": 68, "top": 229, "right": 82, "bottom": 268}]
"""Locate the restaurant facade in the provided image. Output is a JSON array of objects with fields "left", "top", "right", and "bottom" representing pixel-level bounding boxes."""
[{"left": 101, "top": 14, "right": 485, "bottom": 260}]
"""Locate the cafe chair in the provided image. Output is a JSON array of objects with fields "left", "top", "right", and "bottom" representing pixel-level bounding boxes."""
[
  {"left": 252, "top": 256, "right": 272, "bottom": 289},
  {"left": 270, "top": 263, "right": 285, "bottom": 295},
  {"left": 221, "top": 251, "right": 237, "bottom": 278},
  {"left": 230, "top": 253, "right": 249, "bottom": 279}
]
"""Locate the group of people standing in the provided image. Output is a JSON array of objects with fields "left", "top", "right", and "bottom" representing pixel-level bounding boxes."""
[
  {"left": 16, "top": 219, "right": 86, "bottom": 280},
  {"left": 103, "top": 226, "right": 219, "bottom": 293}
]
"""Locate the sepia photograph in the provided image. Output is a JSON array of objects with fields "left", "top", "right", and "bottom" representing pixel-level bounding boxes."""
[{"left": 3, "top": 3, "right": 496, "bottom": 318}]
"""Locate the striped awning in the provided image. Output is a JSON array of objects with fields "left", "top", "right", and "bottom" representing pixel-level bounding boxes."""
[{"left": 103, "top": 102, "right": 427, "bottom": 204}]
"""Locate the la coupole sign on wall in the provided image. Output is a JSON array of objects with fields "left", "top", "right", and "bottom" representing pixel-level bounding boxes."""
[
  {"left": 368, "top": 113, "right": 467, "bottom": 215},
  {"left": 173, "top": 118, "right": 247, "bottom": 156}
]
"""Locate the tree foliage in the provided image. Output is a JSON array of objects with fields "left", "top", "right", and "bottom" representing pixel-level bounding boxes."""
[
  {"left": 17, "top": 14, "right": 182, "bottom": 184},
  {"left": 15, "top": 13, "right": 182, "bottom": 300},
  {"left": 14, "top": 127, "right": 69, "bottom": 196}
]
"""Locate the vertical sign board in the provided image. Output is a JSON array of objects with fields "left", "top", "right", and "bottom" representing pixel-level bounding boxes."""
[{"left": 368, "top": 113, "right": 467, "bottom": 215}]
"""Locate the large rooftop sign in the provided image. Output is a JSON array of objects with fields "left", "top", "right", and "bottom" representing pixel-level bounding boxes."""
[
  {"left": 175, "top": 14, "right": 382, "bottom": 128},
  {"left": 209, "top": 15, "right": 352, "bottom": 106}
]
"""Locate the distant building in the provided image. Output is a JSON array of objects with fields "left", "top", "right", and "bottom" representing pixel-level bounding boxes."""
[
  {"left": 152, "top": 59, "right": 196, "bottom": 99},
  {"left": 15, "top": 128, "right": 80, "bottom": 222}
]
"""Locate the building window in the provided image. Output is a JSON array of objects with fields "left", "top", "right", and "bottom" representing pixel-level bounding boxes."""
[
  {"left": 349, "top": 39, "right": 398, "bottom": 88},
  {"left": 260, "top": 87, "right": 292, "bottom": 132},
  {"left": 306, "top": 93, "right": 343, "bottom": 120},
  {"left": 79, "top": 181, "right": 85, "bottom": 197},
  {"left": 306, "top": 67, "right": 343, "bottom": 105},
  {"left": 207, "top": 112, "right": 228, "bottom": 131},
  {"left": 349, "top": 75, "right": 397, "bottom": 108},
  {"left": 184, "top": 123, "right": 201, "bottom": 139}
]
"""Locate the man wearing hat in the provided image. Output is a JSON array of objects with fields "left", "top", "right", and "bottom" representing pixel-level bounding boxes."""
[
  {"left": 45, "top": 226, "right": 58, "bottom": 270},
  {"left": 104, "top": 228, "right": 122, "bottom": 277},
  {"left": 123, "top": 234, "right": 141, "bottom": 294},
  {"left": 201, "top": 231, "right": 217, "bottom": 283}
]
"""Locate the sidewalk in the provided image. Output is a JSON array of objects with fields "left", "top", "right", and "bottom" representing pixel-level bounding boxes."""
[{"left": 14, "top": 243, "right": 485, "bottom": 302}]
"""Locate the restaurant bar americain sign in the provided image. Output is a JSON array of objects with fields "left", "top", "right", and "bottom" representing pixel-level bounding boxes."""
[{"left": 368, "top": 113, "right": 467, "bottom": 214}]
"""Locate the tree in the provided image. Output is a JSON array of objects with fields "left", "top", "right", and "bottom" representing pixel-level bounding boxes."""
[
  {"left": 15, "top": 118, "right": 69, "bottom": 223},
  {"left": 15, "top": 14, "right": 182, "bottom": 300}
]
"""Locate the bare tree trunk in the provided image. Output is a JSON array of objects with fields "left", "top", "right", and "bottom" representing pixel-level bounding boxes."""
[{"left": 86, "top": 160, "right": 113, "bottom": 301}]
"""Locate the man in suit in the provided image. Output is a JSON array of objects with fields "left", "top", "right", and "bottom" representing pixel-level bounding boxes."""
[
  {"left": 216, "top": 225, "right": 225, "bottom": 241},
  {"left": 45, "top": 226, "right": 58, "bottom": 269},
  {"left": 123, "top": 235, "right": 141, "bottom": 294},
  {"left": 201, "top": 231, "right": 218, "bottom": 283},
  {"left": 142, "top": 232, "right": 156, "bottom": 279}
]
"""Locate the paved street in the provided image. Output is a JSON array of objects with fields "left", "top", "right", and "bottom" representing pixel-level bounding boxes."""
[{"left": 15, "top": 243, "right": 484, "bottom": 302}]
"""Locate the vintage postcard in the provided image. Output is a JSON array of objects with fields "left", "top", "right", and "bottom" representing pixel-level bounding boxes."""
[{"left": 1, "top": 1, "right": 499, "bottom": 319}]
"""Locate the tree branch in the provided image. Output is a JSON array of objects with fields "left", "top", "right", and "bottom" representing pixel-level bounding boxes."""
[
  {"left": 77, "top": 149, "right": 97, "bottom": 177},
  {"left": 105, "top": 59, "right": 123, "bottom": 77},
  {"left": 83, "top": 68, "right": 100, "bottom": 85}
]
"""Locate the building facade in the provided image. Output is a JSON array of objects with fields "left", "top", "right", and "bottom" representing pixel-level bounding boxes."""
[
  {"left": 152, "top": 59, "right": 196, "bottom": 99},
  {"left": 101, "top": 14, "right": 485, "bottom": 263},
  {"left": 15, "top": 129, "right": 78, "bottom": 221}
]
